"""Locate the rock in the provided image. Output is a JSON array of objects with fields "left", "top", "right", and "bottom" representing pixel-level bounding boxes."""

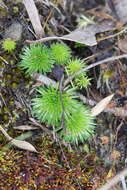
[
  {"left": 3, "top": 22, "right": 23, "bottom": 41},
  {"left": 114, "top": 0, "right": 127, "bottom": 23}
]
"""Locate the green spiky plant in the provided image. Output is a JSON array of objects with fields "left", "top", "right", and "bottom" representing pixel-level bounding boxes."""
[
  {"left": 51, "top": 43, "right": 71, "bottom": 64},
  {"left": 32, "top": 87, "right": 79, "bottom": 126},
  {"left": 2, "top": 38, "right": 16, "bottom": 52},
  {"left": 77, "top": 15, "right": 94, "bottom": 28},
  {"left": 66, "top": 58, "right": 91, "bottom": 88},
  {"left": 64, "top": 106, "right": 94, "bottom": 144},
  {"left": 32, "top": 86, "right": 94, "bottom": 144},
  {"left": 20, "top": 45, "right": 54, "bottom": 74},
  {"left": 19, "top": 42, "right": 95, "bottom": 144}
]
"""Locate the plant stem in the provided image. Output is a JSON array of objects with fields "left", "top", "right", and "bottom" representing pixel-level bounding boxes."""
[
  {"left": 26, "top": 36, "right": 63, "bottom": 44},
  {"left": 59, "top": 75, "right": 65, "bottom": 129}
]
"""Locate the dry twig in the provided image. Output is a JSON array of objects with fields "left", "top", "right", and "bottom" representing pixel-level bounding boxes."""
[
  {"left": 31, "top": 72, "right": 57, "bottom": 88},
  {"left": 26, "top": 36, "right": 67, "bottom": 44},
  {"left": 99, "top": 169, "right": 127, "bottom": 190}
]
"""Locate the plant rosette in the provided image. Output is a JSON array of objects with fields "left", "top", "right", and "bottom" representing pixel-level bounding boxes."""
[{"left": 20, "top": 45, "right": 54, "bottom": 74}]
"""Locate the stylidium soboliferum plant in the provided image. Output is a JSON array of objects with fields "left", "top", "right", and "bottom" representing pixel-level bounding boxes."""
[
  {"left": 20, "top": 45, "right": 54, "bottom": 74},
  {"left": 66, "top": 58, "right": 91, "bottom": 88},
  {"left": 19, "top": 42, "right": 95, "bottom": 144},
  {"left": 51, "top": 43, "right": 71, "bottom": 64}
]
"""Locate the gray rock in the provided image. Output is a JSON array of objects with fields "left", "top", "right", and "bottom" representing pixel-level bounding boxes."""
[{"left": 4, "top": 22, "right": 23, "bottom": 41}]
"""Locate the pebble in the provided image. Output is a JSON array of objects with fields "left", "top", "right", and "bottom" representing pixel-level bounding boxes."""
[{"left": 3, "top": 22, "right": 23, "bottom": 41}]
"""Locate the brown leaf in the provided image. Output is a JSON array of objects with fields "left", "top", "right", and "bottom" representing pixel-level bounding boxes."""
[
  {"left": 10, "top": 139, "right": 38, "bottom": 152},
  {"left": 91, "top": 94, "right": 114, "bottom": 116},
  {"left": 62, "top": 24, "right": 113, "bottom": 46},
  {"left": 13, "top": 125, "right": 38, "bottom": 130},
  {"left": 27, "top": 20, "right": 114, "bottom": 46}
]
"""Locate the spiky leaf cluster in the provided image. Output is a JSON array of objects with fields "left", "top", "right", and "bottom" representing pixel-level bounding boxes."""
[
  {"left": 75, "top": 74, "right": 91, "bottom": 88},
  {"left": 20, "top": 45, "right": 54, "bottom": 74},
  {"left": 51, "top": 43, "right": 71, "bottom": 64},
  {"left": 66, "top": 58, "right": 91, "bottom": 88},
  {"left": 77, "top": 15, "right": 94, "bottom": 29},
  {"left": 32, "top": 87, "right": 78, "bottom": 126},
  {"left": 67, "top": 58, "right": 83, "bottom": 73},
  {"left": 20, "top": 43, "right": 94, "bottom": 144},
  {"left": 2, "top": 38, "right": 16, "bottom": 52},
  {"left": 64, "top": 106, "right": 94, "bottom": 144},
  {"left": 32, "top": 86, "right": 94, "bottom": 144}
]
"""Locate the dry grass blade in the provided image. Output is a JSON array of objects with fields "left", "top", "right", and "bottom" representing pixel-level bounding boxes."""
[
  {"left": 10, "top": 139, "right": 38, "bottom": 153},
  {"left": 91, "top": 94, "right": 114, "bottom": 116},
  {"left": 13, "top": 125, "right": 38, "bottom": 130},
  {"left": 23, "top": 0, "right": 44, "bottom": 38}
]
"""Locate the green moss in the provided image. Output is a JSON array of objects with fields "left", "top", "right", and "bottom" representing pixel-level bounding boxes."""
[
  {"left": 0, "top": 135, "right": 5, "bottom": 143},
  {"left": 11, "top": 82, "right": 18, "bottom": 88},
  {"left": 8, "top": 99, "right": 14, "bottom": 106},
  {"left": 5, "top": 74, "right": 12, "bottom": 80},
  {"left": 3, "top": 114, "right": 9, "bottom": 120},
  {"left": 0, "top": 7, "right": 7, "bottom": 16},
  {"left": 3, "top": 106, "right": 9, "bottom": 113},
  {"left": 13, "top": 6, "right": 19, "bottom": 13},
  {"left": 2, "top": 38, "right": 16, "bottom": 52}
]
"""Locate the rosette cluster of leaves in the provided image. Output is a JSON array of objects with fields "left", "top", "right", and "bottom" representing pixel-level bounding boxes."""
[
  {"left": 66, "top": 58, "right": 91, "bottom": 88},
  {"left": 51, "top": 43, "right": 71, "bottom": 64},
  {"left": 64, "top": 106, "right": 94, "bottom": 144},
  {"left": 20, "top": 45, "right": 54, "bottom": 74},
  {"left": 20, "top": 43, "right": 71, "bottom": 74},
  {"left": 32, "top": 86, "right": 94, "bottom": 144},
  {"left": 32, "top": 87, "right": 77, "bottom": 126},
  {"left": 19, "top": 42, "right": 94, "bottom": 144}
]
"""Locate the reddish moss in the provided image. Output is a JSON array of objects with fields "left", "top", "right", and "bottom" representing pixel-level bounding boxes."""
[{"left": 0, "top": 135, "right": 106, "bottom": 190}]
